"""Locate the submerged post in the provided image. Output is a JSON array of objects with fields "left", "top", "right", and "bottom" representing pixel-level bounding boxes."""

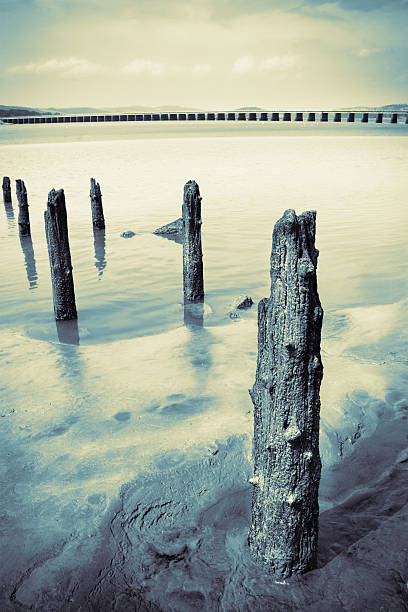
[
  {"left": 16, "top": 179, "right": 30, "bottom": 236},
  {"left": 182, "top": 180, "right": 204, "bottom": 303},
  {"left": 44, "top": 188, "right": 77, "bottom": 320},
  {"left": 90, "top": 178, "right": 105, "bottom": 229},
  {"left": 249, "top": 209, "right": 323, "bottom": 580},
  {"left": 2, "top": 176, "right": 11, "bottom": 203}
]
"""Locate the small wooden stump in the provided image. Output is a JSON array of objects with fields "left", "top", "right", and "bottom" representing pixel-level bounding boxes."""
[
  {"left": 16, "top": 179, "right": 30, "bottom": 236},
  {"left": 182, "top": 180, "right": 204, "bottom": 303},
  {"left": 2, "top": 176, "right": 11, "bottom": 204},
  {"left": 249, "top": 209, "right": 323, "bottom": 580},
  {"left": 44, "top": 188, "right": 77, "bottom": 320},
  {"left": 90, "top": 178, "right": 105, "bottom": 229}
]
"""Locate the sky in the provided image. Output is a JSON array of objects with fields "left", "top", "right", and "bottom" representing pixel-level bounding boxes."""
[{"left": 0, "top": 0, "right": 407, "bottom": 109}]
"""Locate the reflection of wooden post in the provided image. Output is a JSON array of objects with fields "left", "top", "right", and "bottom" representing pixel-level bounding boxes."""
[
  {"left": 16, "top": 179, "right": 30, "bottom": 236},
  {"left": 182, "top": 180, "right": 204, "bottom": 303},
  {"left": 2, "top": 176, "right": 11, "bottom": 204},
  {"left": 90, "top": 178, "right": 105, "bottom": 229},
  {"left": 249, "top": 209, "right": 323, "bottom": 580},
  {"left": 44, "top": 188, "right": 77, "bottom": 320},
  {"left": 19, "top": 235, "right": 38, "bottom": 290}
]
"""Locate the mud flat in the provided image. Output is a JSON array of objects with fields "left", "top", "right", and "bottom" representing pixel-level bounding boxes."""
[{"left": 2, "top": 399, "right": 408, "bottom": 612}]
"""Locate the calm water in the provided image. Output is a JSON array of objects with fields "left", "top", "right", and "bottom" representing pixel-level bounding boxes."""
[{"left": 0, "top": 121, "right": 407, "bottom": 609}]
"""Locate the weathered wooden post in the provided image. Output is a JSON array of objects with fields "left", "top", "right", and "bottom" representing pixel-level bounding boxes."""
[
  {"left": 249, "top": 209, "right": 323, "bottom": 580},
  {"left": 2, "top": 176, "right": 11, "bottom": 203},
  {"left": 90, "top": 178, "right": 105, "bottom": 229},
  {"left": 44, "top": 188, "right": 77, "bottom": 320},
  {"left": 16, "top": 179, "right": 30, "bottom": 236},
  {"left": 183, "top": 180, "right": 204, "bottom": 303}
]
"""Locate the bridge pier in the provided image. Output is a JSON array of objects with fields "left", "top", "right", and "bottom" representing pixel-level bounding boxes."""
[
  {"left": 391, "top": 113, "right": 398, "bottom": 124},
  {"left": 376, "top": 113, "right": 383, "bottom": 124},
  {"left": 362, "top": 113, "right": 369, "bottom": 123},
  {"left": 308, "top": 113, "right": 315, "bottom": 122},
  {"left": 334, "top": 112, "right": 341, "bottom": 122},
  {"left": 238, "top": 112, "right": 246, "bottom": 121},
  {"left": 295, "top": 112, "right": 303, "bottom": 122},
  {"left": 347, "top": 113, "right": 355, "bottom": 123},
  {"left": 283, "top": 112, "right": 291, "bottom": 121},
  {"left": 321, "top": 112, "right": 328, "bottom": 122}
]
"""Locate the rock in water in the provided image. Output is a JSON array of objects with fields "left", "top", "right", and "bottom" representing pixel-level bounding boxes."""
[
  {"left": 16, "top": 179, "right": 30, "bottom": 236},
  {"left": 248, "top": 209, "right": 323, "bottom": 579},
  {"left": 44, "top": 188, "right": 77, "bottom": 320},
  {"left": 236, "top": 295, "right": 253, "bottom": 309},
  {"left": 227, "top": 295, "right": 254, "bottom": 319},
  {"left": 120, "top": 230, "right": 136, "bottom": 238},
  {"left": 183, "top": 181, "right": 204, "bottom": 303},
  {"left": 90, "top": 178, "right": 105, "bottom": 230},
  {"left": 153, "top": 217, "right": 183, "bottom": 236}
]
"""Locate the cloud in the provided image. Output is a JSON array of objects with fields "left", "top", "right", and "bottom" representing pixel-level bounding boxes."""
[
  {"left": 232, "top": 56, "right": 255, "bottom": 74},
  {"left": 121, "top": 58, "right": 168, "bottom": 76},
  {"left": 300, "top": 0, "right": 408, "bottom": 11},
  {"left": 260, "top": 55, "right": 298, "bottom": 71},
  {"left": 8, "top": 57, "right": 106, "bottom": 77},
  {"left": 352, "top": 48, "right": 379, "bottom": 56},
  {"left": 232, "top": 55, "right": 299, "bottom": 74},
  {"left": 192, "top": 63, "right": 211, "bottom": 76}
]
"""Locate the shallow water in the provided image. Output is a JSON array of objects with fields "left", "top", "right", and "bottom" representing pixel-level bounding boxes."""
[{"left": 0, "top": 121, "right": 407, "bottom": 610}]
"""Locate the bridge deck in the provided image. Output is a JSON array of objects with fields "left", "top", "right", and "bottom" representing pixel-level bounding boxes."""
[{"left": 1, "top": 111, "right": 407, "bottom": 126}]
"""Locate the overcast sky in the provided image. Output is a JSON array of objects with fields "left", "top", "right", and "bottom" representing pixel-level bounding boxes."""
[{"left": 1, "top": 0, "right": 407, "bottom": 109}]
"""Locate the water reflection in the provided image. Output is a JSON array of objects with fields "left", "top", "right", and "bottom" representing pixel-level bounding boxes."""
[
  {"left": 56, "top": 319, "right": 80, "bottom": 345},
  {"left": 3, "top": 200, "right": 15, "bottom": 229},
  {"left": 183, "top": 309, "right": 215, "bottom": 391},
  {"left": 162, "top": 233, "right": 183, "bottom": 245},
  {"left": 19, "top": 235, "right": 38, "bottom": 290},
  {"left": 93, "top": 228, "right": 107, "bottom": 278},
  {"left": 184, "top": 302, "right": 204, "bottom": 328}
]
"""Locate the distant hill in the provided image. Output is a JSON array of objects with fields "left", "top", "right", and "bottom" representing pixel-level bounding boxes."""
[
  {"left": 345, "top": 103, "right": 408, "bottom": 112},
  {"left": 235, "top": 106, "right": 265, "bottom": 111},
  {"left": 44, "top": 105, "right": 205, "bottom": 114},
  {"left": 1, "top": 104, "right": 206, "bottom": 117},
  {"left": 2, "top": 102, "right": 407, "bottom": 119},
  {"left": 0, "top": 105, "right": 56, "bottom": 118}
]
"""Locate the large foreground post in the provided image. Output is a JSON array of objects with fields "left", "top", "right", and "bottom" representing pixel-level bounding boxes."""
[
  {"left": 16, "top": 179, "right": 30, "bottom": 236},
  {"left": 182, "top": 180, "right": 204, "bottom": 303},
  {"left": 44, "top": 188, "right": 77, "bottom": 320},
  {"left": 90, "top": 178, "right": 105, "bottom": 229},
  {"left": 2, "top": 176, "right": 11, "bottom": 203},
  {"left": 249, "top": 209, "right": 323, "bottom": 579}
]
